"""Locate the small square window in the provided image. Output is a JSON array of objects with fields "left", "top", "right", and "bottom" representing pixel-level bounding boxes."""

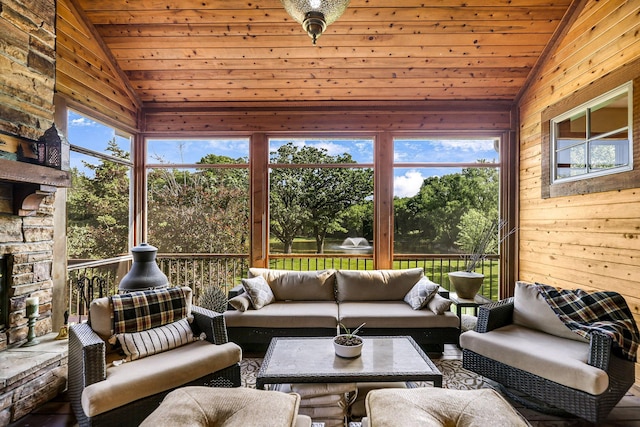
[{"left": 551, "top": 83, "right": 632, "bottom": 184}]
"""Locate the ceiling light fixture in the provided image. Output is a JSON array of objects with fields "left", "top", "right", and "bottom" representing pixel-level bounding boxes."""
[{"left": 280, "top": 0, "right": 351, "bottom": 45}]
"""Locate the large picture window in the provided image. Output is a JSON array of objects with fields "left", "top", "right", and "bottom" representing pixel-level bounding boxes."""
[{"left": 551, "top": 82, "right": 632, "bottom": 183}]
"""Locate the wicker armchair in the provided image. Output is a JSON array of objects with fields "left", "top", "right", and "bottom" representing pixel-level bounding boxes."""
[
  {"left": 69, "top": 305, "right": 242, "bottom": 427},
  {"left": 461, "top": 298, "right": 635, "bottom": 424}
]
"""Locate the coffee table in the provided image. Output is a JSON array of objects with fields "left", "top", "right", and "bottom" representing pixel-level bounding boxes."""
[{"left": 256, "top": 336, "right": 442, "bottom": 390}]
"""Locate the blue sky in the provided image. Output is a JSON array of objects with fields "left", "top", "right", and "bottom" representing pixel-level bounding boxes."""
[{"left": 68, "top": 111, "right": 499, "bottom": 198}]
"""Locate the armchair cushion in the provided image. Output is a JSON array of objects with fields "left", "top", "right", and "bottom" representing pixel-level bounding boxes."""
[
  {"left": 460, "top": 324, "right": 608, "bottom": 395},
  {"left": 115, "top": 317, "right": 198, "bottom": 361},
  {"left": 81, "top": 340, "right": 241, "bottom": 418},
  {"left": 513, "top": 281, "right": 587, "bottom": 343}
]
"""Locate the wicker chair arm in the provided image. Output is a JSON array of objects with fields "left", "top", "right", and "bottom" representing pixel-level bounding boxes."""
[
  {"left": 587, "top": 331, "right": 613, "bottom": 370},
  {"left": 476, "top": 298, "right": 514, "bottom": 333},
  {"left": 228, "top": 284, "right": 244, "bottom": 299},
  {"left": 192, "top": 305, "right": 229, "bottom": 345},
  {"left": 69, "top": 322, "right": 107, "bottom": 386}
]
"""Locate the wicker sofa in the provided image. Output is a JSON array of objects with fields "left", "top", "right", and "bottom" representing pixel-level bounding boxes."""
[
  {"left": 69, "top": 287, "right": 242, "bottom": 427},
  {"left": 461, "top": 281, "right": 636, "bottom": 424},
  {"left": 223, "top": 268, "right": 459, "bottom": 353}
]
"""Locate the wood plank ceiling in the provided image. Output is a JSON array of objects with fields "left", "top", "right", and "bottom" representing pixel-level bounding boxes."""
[{"left": 74, "top": 0, "right": 575, "bottom": 105}]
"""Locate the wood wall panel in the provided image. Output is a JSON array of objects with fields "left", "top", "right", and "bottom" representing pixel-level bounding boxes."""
[
  {"left": 517, "top": 0, "right": 640, "bottom": 388},
  {"left": 55, "top": 0, "right": 139, "bottom": 131}
]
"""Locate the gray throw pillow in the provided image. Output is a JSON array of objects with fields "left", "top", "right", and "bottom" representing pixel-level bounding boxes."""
[
  {"left": 228, "top": 292, "right": 252, "bottom": 312},
  {"left": 242, "top": 276, "right": 275, "bottom": 309},
  {"left": 404, "top": 277, "right": 440, "bottom": 310},
  {"left": 427, "top": 293, "right": 452, "bottom": 315}
]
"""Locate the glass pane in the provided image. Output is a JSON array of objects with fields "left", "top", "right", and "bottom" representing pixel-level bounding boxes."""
[
  {"left": 68, "top": 111, "right": 131, "bottom": 159},
  {"left": 556, "top": 145, "right": 586, "bottom": 179},
  {"left": 589, "top": 92, "right": 628, "bottom": 138},
  {"left": 269, "top": 138, "right": 374, "bottom": 164},
  {"left": 147, "top": 138, "right": 249, "bottom": 164},
  {"left": 555, "top": 111, "right": 586, "bottom": 140},
  {"left": 589, "top": 135, "right": 629, "bottom": 171},
  {"left": 147, "top": 167, "right": 249, "bottom": 253},
  {"left": 269, "top": 166, "right": 373, "bottom": 254},
  {"left": 394, "top": 139, "right": 499, "bottom": 163},
  {"left": 393, "top": 167, "right": 498, "bottom": 255},
  {"left": 67, "top": 152, "right": 131, "bottom": 259}
]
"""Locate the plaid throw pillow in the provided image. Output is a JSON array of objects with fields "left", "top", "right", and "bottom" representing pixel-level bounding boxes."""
[
  {"left": 404, "top": 277, "right": 440, "bottom": 310},
  {"left": 112, "top": 287, "right": 190, "bottom": 334}
]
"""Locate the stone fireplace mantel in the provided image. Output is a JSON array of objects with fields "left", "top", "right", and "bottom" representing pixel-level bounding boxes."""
[{"left": 0, "top": 158, "right": 70, "bottom": 217}]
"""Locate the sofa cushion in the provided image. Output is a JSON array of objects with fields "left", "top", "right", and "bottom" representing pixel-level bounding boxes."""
[
  {"left": 242, "top": 276, "right": 275, "bottom": 309},
  {"left": 403, "top": 277, "right": 440, "bottom": 310},
  {"left": 248, "top": 268, "right": 336, "bottom": 301},
  {"left": 460, "top": 324, "right": 608, "bottom": 395},
  {"left": 139, "top": 387, "right": 302, "bottom": 427},
  {"left": 365, "top": 387, "right": 529, "bottom": 427},
  {"left": 228, "top": 292, "right": 251, "bottom": 312},
  {"left": 335, "top": 268, "right": 424, "bottom": 302},
  {"left": 427, "top": 294, "right": 453, "bottom": 315},
  {"left": 224, "top": 301, "right": 339, "bottom": 329},
  {"left": 338, "top": 301, "right": 459, "bottom": 328},
  {"left": 81, "top": 340, "right": 241, "bottom": 417},
  {"left": 513, "top": 281, "right": 588, "bottom": 343},
  {"left": 115, "top": 317, "right": 197, "bottom": 361}
]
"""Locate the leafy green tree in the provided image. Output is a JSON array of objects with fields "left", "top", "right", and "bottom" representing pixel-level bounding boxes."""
[
  {"left": 394, "top": 165, "right": 498, "bottom": 253},
  {"left": 270, "top": 143, "right": 373, "bottom": 253},
  {"left": 66, "top": 139, "right": 130, "bottom": 259},
  {"left": 147, "top": 155, "right": 249, "bottom": 254}
]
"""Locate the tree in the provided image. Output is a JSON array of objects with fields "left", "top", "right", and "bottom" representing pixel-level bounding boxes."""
[
  {"left": 67, "top": 139, "right": 130, "bottom": 259},
  {"left": 146, "top": 155, "right": 249, "bottom": 254},
  {"left": 270, "top": 143, "right": 373, "bottom": 253}
]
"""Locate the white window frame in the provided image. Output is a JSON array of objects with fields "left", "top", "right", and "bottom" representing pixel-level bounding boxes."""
[{"left": 551, "top": 82, "right": 633, "bottom": 184}]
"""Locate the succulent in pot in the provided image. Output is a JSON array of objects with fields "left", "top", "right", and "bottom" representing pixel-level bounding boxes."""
[{"left": 334, "top": 323, "right": 365, "bottom": 358}]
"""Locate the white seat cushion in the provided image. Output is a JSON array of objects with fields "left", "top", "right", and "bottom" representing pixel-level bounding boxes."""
[
  {"left": 224, "top": 301, "right": 339, "bottom": 328},
  {"left": 460, "top": 324, "right": 608, "bottom": 395},
  {"left": 81, "top": 341, "right": 241, "bottom": 417},
  {"left": 338, "top": 301, "right": 459, "bottom": 328}
]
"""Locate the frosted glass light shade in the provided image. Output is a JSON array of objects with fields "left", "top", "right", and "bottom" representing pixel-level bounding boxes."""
[{"left": 280, "top": 0, "right": 350, "bottom": 44}]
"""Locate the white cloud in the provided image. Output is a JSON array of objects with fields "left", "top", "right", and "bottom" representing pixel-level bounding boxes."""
[
  {"left": 431, "top": 139, "right": 497, "bottom": 152},
  {"left": 394, "top": 169, "right": 425, "bottom": 198},
  {"left": 70, "top": 117, "right": 95, "bottom": 127}
]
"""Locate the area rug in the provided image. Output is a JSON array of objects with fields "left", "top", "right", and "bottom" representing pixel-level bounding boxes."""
[{"left": 240, "top": 358, "right": 493, "bottom": 390}]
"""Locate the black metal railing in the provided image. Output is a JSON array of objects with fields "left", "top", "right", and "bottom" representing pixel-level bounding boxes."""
[{"left": 66, "top": 252, "right": 499, "bottom": 320}]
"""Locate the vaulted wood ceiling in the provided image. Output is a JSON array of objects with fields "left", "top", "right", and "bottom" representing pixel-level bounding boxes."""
[{"left": 72, "top": 0, "right": 577, "bottom": 106}]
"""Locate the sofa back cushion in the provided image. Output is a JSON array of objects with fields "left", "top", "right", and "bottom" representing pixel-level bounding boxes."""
[
  {"left": 335, "top": 268, "right": 424, "bottom": 302},
  {"left": 513, "top": 281, "right": 588, "bottom": 343},
  {"left": 248, "top": 268, "right": 336, "bottom": 301}
]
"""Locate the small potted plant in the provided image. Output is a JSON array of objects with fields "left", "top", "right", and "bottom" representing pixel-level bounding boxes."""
[{"left": 334, "top": 322, "right": 365, "bottom": 358}]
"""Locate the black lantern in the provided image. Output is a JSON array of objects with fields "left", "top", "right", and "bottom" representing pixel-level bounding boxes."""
[{"left": 36, "top": 125, "right": 62, "bottom": 169}]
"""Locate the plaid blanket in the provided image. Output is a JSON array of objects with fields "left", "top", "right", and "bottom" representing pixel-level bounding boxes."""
[
  {"left": 112, "top": 287, "right": 189, "bottom": 334},
  {"left": 536, "top": 283, "right": 640, "bottom": 362}
]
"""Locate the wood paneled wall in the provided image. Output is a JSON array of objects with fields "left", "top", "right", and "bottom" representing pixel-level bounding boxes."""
[
  {"left": 517, "top": 0, "right": 640, "bottom": 388},
  {"left": 55, "top": 0, "right": 139, "bottom": 132}
]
